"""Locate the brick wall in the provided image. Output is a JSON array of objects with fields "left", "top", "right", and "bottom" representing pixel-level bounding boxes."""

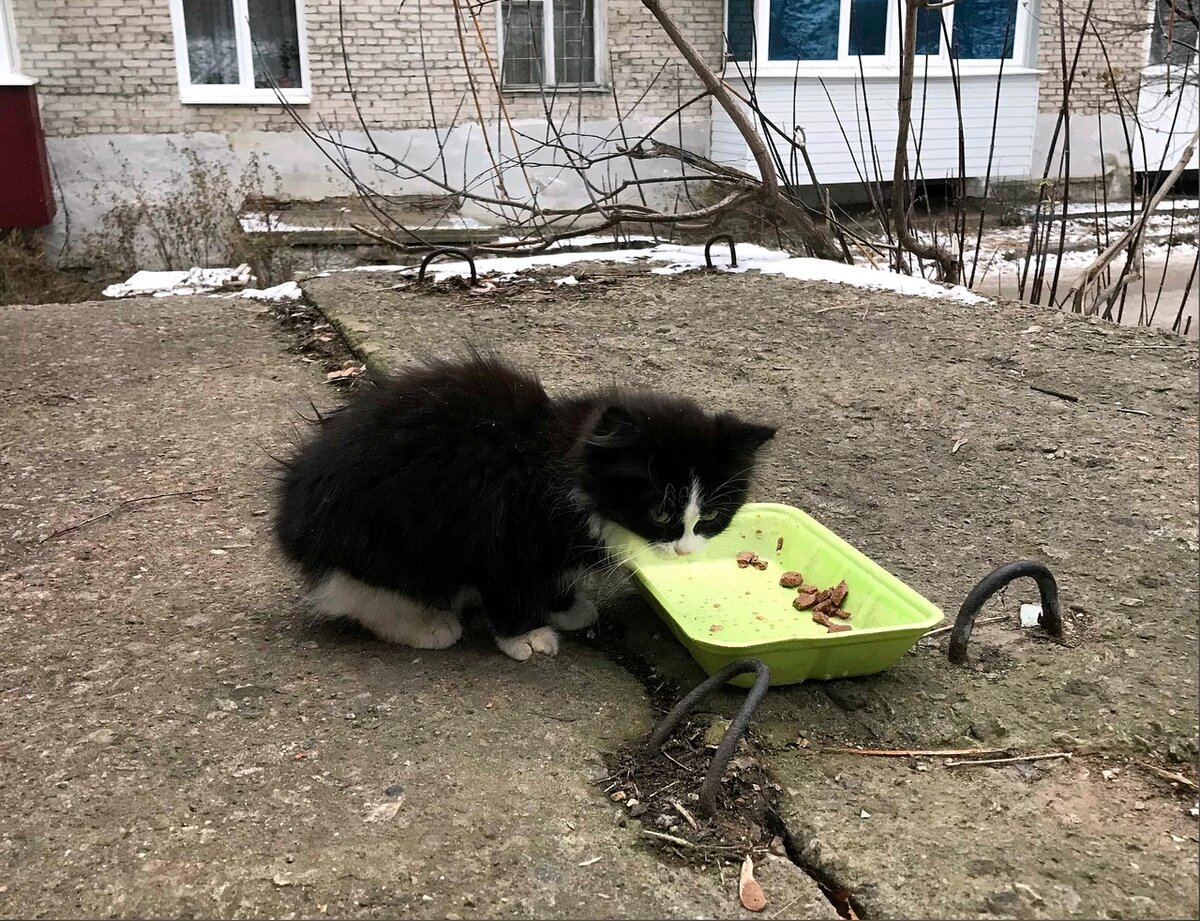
[
  {"left": 11, "top": 0, "right": 720, "bottom": 138},
  {"left": 1035, "top": 0, "right": 1152, "bottom": 114}
]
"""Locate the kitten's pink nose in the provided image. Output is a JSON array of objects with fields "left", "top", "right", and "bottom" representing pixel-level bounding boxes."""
[{"left": 674, "top": 546, "right": 692, "bottom": 556}]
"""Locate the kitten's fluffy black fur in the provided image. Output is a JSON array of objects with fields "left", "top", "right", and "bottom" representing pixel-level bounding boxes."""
[{"left": 275, "top": 352, "right": 775, "bottom": 657}]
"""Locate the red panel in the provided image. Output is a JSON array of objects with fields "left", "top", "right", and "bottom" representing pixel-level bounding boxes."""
[{"left": 0, "top": 84, "right": 56, "bottom": 228}]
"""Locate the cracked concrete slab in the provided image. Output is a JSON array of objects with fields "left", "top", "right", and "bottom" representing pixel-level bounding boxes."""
[{"left": 303, "top": 265, "right": 1199, "bottom": 918}]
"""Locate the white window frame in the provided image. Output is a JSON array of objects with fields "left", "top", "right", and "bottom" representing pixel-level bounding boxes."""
[
  {"left": 0, "top": 0, "right": 35, "bottom": 85},
  {"left": 496, "top": 0, "right": 609, "bottom": 90},
  {"left": 727, "top": 0, "right": 1038, "bottom": 77},
  {"left": 167, "top": 0, "right": 311, "bottom": 105}
]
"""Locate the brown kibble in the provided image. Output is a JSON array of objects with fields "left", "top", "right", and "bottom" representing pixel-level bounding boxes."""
[
  {"left": 736, "top": 551, "right": 757, "bottom": 568},
  {"left": 776, "top": 537, "right": 784, "bottom": 552},
  {"left": 829, "top": 580, "right": 849, "bottom": 606},
  {"left": 751, "top": 558, "right": 768, "bottom": 571},
  {"left": 813, "top": 598, "right": 835, "bottom": 616},
  {"left": 830, "top": 606, "right": 852, "bottom": 620},
  {"left": 755, "top": 614, "right": 767, "bottom": 621},
  {"left": 799, "top": 583, "right": 819, "bottom": 595},
  {"left": 812, "top": 609, "right": 853, "bottom": 633},
  {"left": 709, "top": 624, "right": 723, "bottom": 633},
  {"left": 793, "top": 592, "right": 819, "bottom": 610},
  {"left": 779, "top": 571, "right": 804, "bottom": 589}
]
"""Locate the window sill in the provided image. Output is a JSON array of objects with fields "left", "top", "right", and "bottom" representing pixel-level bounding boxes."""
[
  {"left": 502, "top": 83, "right": 612, "bottom": 96},
  {"left": 179, "top": 88, "right": 311, "bottom": 106},
  {"left": 725, "top": 62, "right": 1042, "bottom": 80},
  {"left": 0, "top": 73, "right": 38, "bottom": 87}
]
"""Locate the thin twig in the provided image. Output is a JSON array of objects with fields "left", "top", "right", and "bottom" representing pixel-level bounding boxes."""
[
  {"left": 921, "top": 614, "right": 1007, "bottom": 639},
  {"left": 1116, "top": 407, "right": 1153, "bottom": 417},
  {"left": 41, "top": 487, "right": 219, "bottom": 542},
  {"left": 1029, "top": 384, "right": 1080, "bottom": 403},
  {"left": 669, "top": 798, "right": 700, "bottom": 830},
  {"left": 641, "top": 829, "right": 695, "bottom": 848},
  {"left": 1135, "top": 761, "right": 1200, "bottom": 792},
  {"left": 820, "top": 746, "right": 1008, "bottom": 758},
  {"left": 945, "top": 752, "right": 1072, "bottom": 768}
]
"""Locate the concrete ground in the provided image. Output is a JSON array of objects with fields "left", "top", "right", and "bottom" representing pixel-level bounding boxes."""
[
  {"left": 306, "top": 263, "right": 1200, "bottom": 919},
  {"left": 1, "top": 268, "right": 1197, "bottom": 919}
]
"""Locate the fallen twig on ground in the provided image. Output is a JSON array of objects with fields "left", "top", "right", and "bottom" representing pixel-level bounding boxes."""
[
  {"left": 921, "top": 614, "right": 1007, "bottom": 639},
  {"left": 670, "top": 798, "right": 700, "bottom": 830},
  {"left": 945, "top": 752, "right": 1072, "bottom": 768},
  {"left": 1135, "top": 761, "right": 1199, "bottom": 792},
  {"left": 1030, "top": 384, "right": 1080, "bottom": 403},
  {"left": 821, "top": 746, "right": 1009, "bottom": 758},
  {"left": 41, "top": 486, "right": 219, "bottom": 542},
  {"left": 641, "top": 829, "right": 695, "bottom": 848}
]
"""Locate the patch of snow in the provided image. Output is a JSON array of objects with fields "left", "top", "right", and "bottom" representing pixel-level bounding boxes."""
[
  {"left": 238, "top": 281, "right": 303, "bottom": 301},
  {"left": 239, "top": 213, "right": 335, "bottom": 233},
  {"left": 349, "top": 243, "right": 986, "bottom": 304},
  {"left": 554, "top": 275, "right": 579, "bottom": 286},
  {"left": 102, "top": 265, "right": 254, "bottom": 299}
]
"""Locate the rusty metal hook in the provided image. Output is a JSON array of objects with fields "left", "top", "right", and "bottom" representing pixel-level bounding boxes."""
[
  {"left": 644, "top": 657, "right": 770, "bottom": 814},
  {"left": 948, "top": 560, "right": 1064, "bottom": 664},
  {"left": 416, "top": 247, "right": 478, "bottom": 285},
  {"left": 703, "top": 234, "right": 738, "bottom": 270}
]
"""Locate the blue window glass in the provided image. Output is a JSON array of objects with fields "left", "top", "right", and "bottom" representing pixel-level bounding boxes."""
[
  {"left": 915, "top": 5, "right": 941, "bottom": 54},
  {"left": 849, "top": 0, "right": 887, "bottom": 55},
  {"left": 727, "top": 0, "right": 755, "bottom": 61},
  {"left": 769, "top": 0, "right": 840, "bottom": 60},
  {"left": 951, "top": 0, "right": 1018, "bottom": 59}
]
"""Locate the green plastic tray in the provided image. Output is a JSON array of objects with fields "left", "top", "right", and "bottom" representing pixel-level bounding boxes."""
[{"left": 621, "top": 503, "right": 944, "bottom": 687}]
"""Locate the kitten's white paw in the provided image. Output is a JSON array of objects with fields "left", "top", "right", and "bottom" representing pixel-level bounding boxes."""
[
  {"left": 496, "top": 626, "right": 560, "bottom": 661},
  {"left": 549, "top": 597, "right": 598, "bottom": 631},
  {"left": 405, "top": 611, "right": 463, "bottom": 650}
]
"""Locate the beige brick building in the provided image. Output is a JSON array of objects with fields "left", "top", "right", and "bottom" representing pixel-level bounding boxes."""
[{"left": 0, "top": 0, "right": 1192, "bottom": 266}]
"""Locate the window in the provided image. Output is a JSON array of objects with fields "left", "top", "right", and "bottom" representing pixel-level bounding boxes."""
[
  {"left": 168, "top": 0, "right": 310, "bottom": 104},
  {"left": 0, "top": 0, "right": 21, "bottom": 79},
  {"left": 1149, "top": 0, "right": 1199, "bottom": 66},
  {"left": 500, "top": 0, "right": 601, "bottom": 88},
  {"left": 951, "top": 0, "right": 1017, "bottom": 59},
  {"left": 733, "top": 0, "right": 1031, "bottom": 68},
  {"left": 769, "top": 0, "right": 840, "bottom": 60}
]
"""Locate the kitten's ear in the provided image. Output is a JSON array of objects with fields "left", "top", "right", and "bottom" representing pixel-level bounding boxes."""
[
  {"left": 588, "top": 404, "right": 643, "bottom": 449},
  {"left": 717, "top": 413, "right": 777, "bottom": 455}
]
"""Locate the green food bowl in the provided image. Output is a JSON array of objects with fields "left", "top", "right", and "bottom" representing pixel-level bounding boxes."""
[{"left": 620, "top": 503, "right": 944, "bottom": 687}]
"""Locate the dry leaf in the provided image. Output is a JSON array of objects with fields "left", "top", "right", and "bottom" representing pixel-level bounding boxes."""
[
  {"left": 326, "top": 366, "right": 364, "bottom": 382},
  {"left": 739, "top": 856, "right": 767, "bottom": 912}
]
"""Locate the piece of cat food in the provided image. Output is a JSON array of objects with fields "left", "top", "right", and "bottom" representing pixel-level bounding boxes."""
[
  {"left": 799, "top": 582, "right": 819, "bottom": 595},
  {"left": 793, "top": 592, "right": 819, "bottom": 611},
  {"left": 751, "top": 558, "right": 768, "bottom": 571},
  {"left": 829, "top": 580, "right": 849, "bottom": 607},
  {"left": 779, "top": 571, "right": 804, "bottom": 588},
  {"left": 709, "top": 624, "right": 723, "bottom": 633},
  {"left": 776, "top": 537, "right": 784, "bottom": 552},
  {"left": 811, "top": 609, "right": 853, "bottom": 633},
  {"left": 830, "top": 607, "right": 852, "bottom": 620},
  {"left": 736, "top": 551, "right": 758, "bottom": 568}
]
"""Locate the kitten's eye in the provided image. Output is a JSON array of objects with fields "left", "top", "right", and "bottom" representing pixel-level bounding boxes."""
[
  {"left": 649, "top": 509, "right": 672, "bottom": 526},
  {"left": 699, "top": 509, "right": 719, "bottom": 522}
]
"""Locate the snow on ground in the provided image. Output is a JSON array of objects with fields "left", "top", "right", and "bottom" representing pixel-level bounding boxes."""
[
  {"left": 346, "top": 241, "right": 987, "bottom": 304},
  {"left": 102, "top": 265, "right": 254, "bottom": 298},
  {"left": 102, "top": 268, "right": 303, "bottom": 302}
]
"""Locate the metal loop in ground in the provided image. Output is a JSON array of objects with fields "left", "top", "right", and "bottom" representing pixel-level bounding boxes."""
[
  {"left": 949, "top": 560, "right": 1064, "bottom": 665},
  {"left": 644, "top": 657, "right": 770, "bottom": 814},
  {"left": 417, "top": 248, "right": 478, "bottom": 285},
  {"left": 704, "top": 235, "right": 738, "bottom": 269}
]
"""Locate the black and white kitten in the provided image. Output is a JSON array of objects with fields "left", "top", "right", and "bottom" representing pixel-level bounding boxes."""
[{"left": 274, "top": 352, "right": 775, "bottom": 661}]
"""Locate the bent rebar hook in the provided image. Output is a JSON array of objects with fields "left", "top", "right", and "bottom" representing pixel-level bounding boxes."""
[{"left": 644, "top": 657, "right": 770, "bottom": 814}]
